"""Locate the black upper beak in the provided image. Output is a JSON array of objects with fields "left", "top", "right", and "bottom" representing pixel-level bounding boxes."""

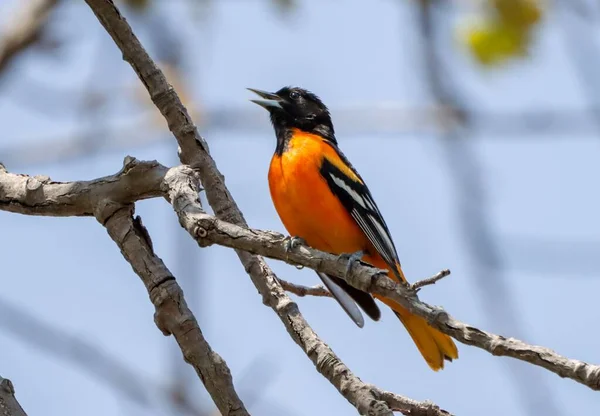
[{"left": 247, "top": 88, "right": 283, "bottom": 110}]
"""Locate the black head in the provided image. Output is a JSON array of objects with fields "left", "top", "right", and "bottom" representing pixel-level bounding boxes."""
[{"left": 248, "top": 86, "right": 336, "bottom": 152}]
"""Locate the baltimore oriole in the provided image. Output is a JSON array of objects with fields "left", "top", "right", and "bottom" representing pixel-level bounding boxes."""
[{"left": 249, "top": 86, "right": 458, "bottom": 370}]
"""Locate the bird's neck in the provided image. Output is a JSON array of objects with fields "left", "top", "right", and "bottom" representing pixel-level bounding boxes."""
[
  {"left": 273, "top": 124, "right": 336, "bottom": 156},
  {"left": 274, "top": 124, "right": 293, "bottom": 156}
]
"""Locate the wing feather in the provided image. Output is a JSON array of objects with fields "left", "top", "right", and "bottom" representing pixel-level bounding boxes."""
[
  {"left": 316, "top": 272, "right": 365, "bottom": 327},
  {"left": 320, "top": 146, "right": 402, "bottom": 280}
]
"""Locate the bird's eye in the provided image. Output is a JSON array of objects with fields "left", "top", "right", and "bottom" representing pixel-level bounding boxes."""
[{"left": 289, "top": 91, "right": 300, "bottom": 100}]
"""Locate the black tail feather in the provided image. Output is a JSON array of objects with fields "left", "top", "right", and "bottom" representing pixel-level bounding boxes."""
[{"left": 328, "top": 274, "right": 381, "bottom": 321}]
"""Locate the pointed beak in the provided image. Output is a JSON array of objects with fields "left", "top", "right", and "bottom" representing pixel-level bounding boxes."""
[{"left": 247, "top": 88, "right": 283, "bottom": 110}]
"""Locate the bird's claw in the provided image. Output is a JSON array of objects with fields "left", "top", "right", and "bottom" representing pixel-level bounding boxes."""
[
  {"left": 339, "top": 250, "right": 365, "bottom": 279},
  {"left": 285, "top": 236, "right": 306, "bottom": 253}
]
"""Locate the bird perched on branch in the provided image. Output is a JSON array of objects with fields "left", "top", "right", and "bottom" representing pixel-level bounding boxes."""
[{"left": 248, "top": 86, "right": 458, "bottom": 370}]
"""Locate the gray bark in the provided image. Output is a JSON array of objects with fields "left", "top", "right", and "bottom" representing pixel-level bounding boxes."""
[{"left": 0, "top": 377, "right": 28, "bottom": 416}]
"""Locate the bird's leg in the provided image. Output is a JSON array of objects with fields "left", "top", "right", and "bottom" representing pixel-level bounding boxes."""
[
  {"left": 284, "top": 236, "right": 306, "bottom": 253},
  {"left": 284, "top": 236, "right": 307, "bottom": 269},
  {"left": 339, "top": 250, "right": 365, "bottom": 279}
]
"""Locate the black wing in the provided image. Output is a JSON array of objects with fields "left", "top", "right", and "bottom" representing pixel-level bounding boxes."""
[
  {"left": 324, "top": 273, "right": 381, "bottom": 321},
  {"left": 315, "top": 272, "right": 365, "bottom": 327},
  {"left": 320, "top": 145, "right": 403, "bottom": 281}
]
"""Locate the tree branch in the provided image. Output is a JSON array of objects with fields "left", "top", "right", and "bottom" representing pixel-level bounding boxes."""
[
  {"left": 411, "top": 269, "right": 451, "bottom": 291},
  {"left": 0, "top": 0, "right": 58, "bottom": 76},
  {"left": 0, "top": 377, "right": 28, "bottom": 416},
  {"left": 375, "top": 390, "right": 450, "bottom": 416},
  {"left": 278, "top": 278, "right": 332, "bottom": 298},
  {"left": 1, "top": 157, "right": 250, "bottom": 414},
  {"left": 163, "top": 166, "right": 600, "bottom": 392},
  {"left": 93, "top": 199, "right": 249, "bottom": 416},
  {"left": 73, "top": 0, "right": 594, "bottom": 409},
  {"left": 3, "top": 158, "right": 599, "bottom": 393},
  {"left": 0, "top": 157, "right": 165, "bottom": 216},
  {"left": 162, "top": 165, "right": 451, "bottom": 416},
  {"left": 83, "top": 1, "right": 420, "bottom": 413},
  {"left": 2, "top": 0, "right": 592, "bottom": 413}
]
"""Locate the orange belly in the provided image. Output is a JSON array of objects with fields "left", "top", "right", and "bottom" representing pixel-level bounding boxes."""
[{"left": 268, "top": 131, "right": 369, "bottom": 255}]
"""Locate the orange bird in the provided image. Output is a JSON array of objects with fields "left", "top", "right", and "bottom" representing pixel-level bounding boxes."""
[{"left": 249, "top": 86, "right": 458, "bottom": 370}]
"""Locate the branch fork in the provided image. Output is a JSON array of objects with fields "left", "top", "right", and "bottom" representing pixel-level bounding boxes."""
[{"left": 2, "top": 1, "right": 598, "bottom": 414}]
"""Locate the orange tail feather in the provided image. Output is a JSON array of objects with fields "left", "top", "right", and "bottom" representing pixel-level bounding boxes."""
[
  {"left": 366, "top": 256, "right": 459, "bottom": 371},
  {"left": 376, "top": 295, "right": 458, "bottom": 370}
]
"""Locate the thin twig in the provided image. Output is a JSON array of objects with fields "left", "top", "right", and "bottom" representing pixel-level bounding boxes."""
[
  {"left": 278, "top": 279, "right": 332, "bottom": 298},
  {"left": 411, "top": 269, "right": 451, "bottom": 291},
  {"left": 376, "top": 390, "right": 451, "bottom": 416}
]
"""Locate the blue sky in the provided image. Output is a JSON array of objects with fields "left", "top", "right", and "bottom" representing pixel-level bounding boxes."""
[{"left": 1, "top": 1, "right": 599, "bottom": 415}]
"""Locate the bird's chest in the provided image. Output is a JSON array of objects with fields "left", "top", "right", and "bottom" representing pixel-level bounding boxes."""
[
  {"left": 267, "top": 138, "right": 365, "bottom": 252},
  {"left": 268, "top": 140, "right": 325, "bottom": 224}
]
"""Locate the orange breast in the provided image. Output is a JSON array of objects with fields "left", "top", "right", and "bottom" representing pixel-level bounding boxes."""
[{"left": 268, "top": 129, "right": 369, "bottom": 255}]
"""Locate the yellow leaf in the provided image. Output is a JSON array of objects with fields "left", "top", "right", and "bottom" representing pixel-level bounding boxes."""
[
  {"left": 493, "top": 0, "right": 543, "bottom": 28},
  {"left": 462, "top": 21, "right": 530, "bottom": 66}
]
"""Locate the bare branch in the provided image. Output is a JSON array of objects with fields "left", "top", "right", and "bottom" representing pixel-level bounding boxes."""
[
  {"left": 81, "top": 1, "right": 418, "bottom": 413},
  {"left": 375, "top": 390, "right": 451, "bottom": 416},
  {"left": 79, "top": 0, "right": 600, "bottom": 409},
  {"left": 2, "top": 0, "right": 592, "bottom": 413},
  {"left": 162, "top": 167, "right": 429, "bottom": 415},
  {"left": 3, "top": 157, "right": 600, "bottom": 394},
  {"left": 411, "top": 269, "right": 451, "bottom": 291},
  {"left": 163, "top": 166, "right": 600, "bottom": 392},
  {"left": 0, "top": 377, "right": 28, "bottom": 416},
  {"left": 0, "top": 0, "right": 58, "bottom": 75},
  {"left": 84, "top": 0, "right": 208, "bottom": 168},
  {"left": 278, "top": 278, "right": 332, "bottom": 298},
  {"left": 280, "top": 270, "right": 451, "bottom": 299},
  {"left": 0, "top": 159, "right": 449, "bottom": 413},
  {"left": 94, "top": 201, "right": 248, "bottom": 416},
  {"left": 0, "top": 158, "right": 244, "bottom": 413},
  {"left": 0, "top": 157, "right": 165, "bottom": 217}
]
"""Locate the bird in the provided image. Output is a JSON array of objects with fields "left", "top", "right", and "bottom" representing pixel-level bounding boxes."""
[{"left": 248, "top": 86, "right": 458, "bottom": 371}]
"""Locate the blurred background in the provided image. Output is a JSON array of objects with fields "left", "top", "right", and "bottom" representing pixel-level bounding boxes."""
[{"left": 1, "top": 0, "right": 599, "bottom": 415}]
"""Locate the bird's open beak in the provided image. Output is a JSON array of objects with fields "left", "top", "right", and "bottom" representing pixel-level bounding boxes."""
[{"left": 247, "top": 88, "right": 283, "bottom": 110}]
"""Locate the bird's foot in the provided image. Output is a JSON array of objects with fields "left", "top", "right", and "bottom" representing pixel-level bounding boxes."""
[
  {"left": 285, "top": 236, "right": 307, "bottom": 269},
  {"left": 284, "top": 236, "right": 306, "bottom": 253},
  {"left": 339, "top": 250, "right": 365, "bottom": 279}
]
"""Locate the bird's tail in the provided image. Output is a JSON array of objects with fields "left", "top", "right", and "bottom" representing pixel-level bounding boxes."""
[
  {"left": 376, "top": 295, "right": 458, "bottom": 371},
  {"left": 366, "top": 255, "right": 458, "bottom": 371}
]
